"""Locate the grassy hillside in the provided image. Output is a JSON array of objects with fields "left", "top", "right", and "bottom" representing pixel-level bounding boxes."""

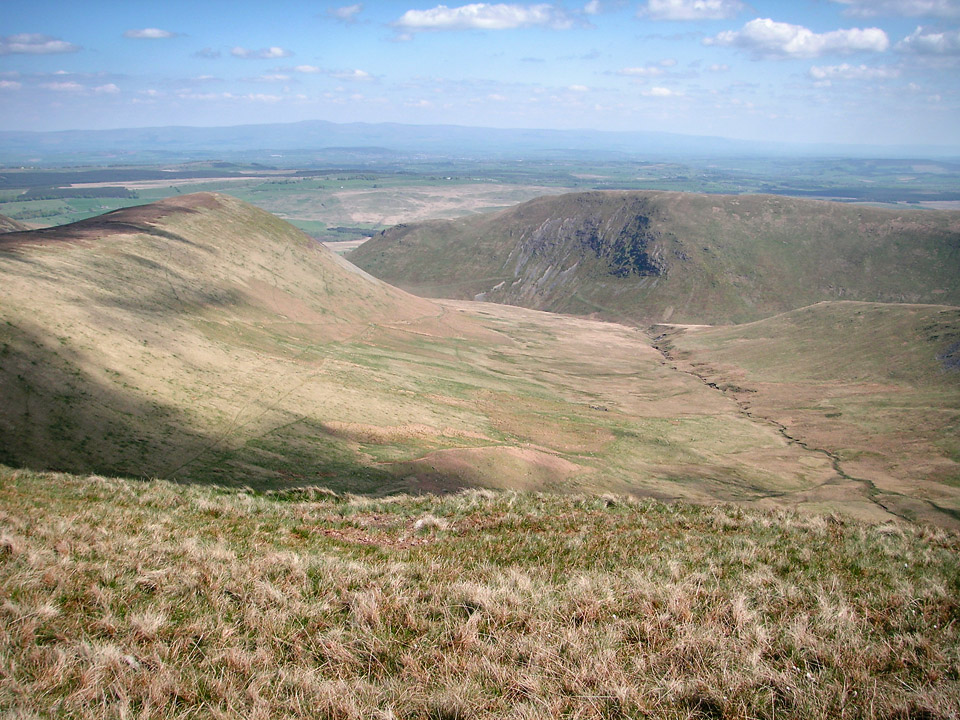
[
  {"left": 659, "top": 301, "right": 960, "bottom": 528},
  {"left": 2, "top": 192, "right": 874, "bottom": 514},
  {"left": 2, "top": 465, "right": 958, "bottom": 719},
  {"left": 349, "top": 191, "right": 960, "bottom": 325}
]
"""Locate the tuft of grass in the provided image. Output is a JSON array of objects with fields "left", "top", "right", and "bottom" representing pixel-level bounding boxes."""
[{"left": 1, "top": 464, "right": 958, "bottom": 719}]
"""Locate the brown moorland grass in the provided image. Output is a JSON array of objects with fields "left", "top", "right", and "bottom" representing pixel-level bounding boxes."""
[
  {"left": 660, "top": 302, "right": 960, "bottom": 530},
  {"left": 1, "top": 465, "right": 958, "bottom": 719}
]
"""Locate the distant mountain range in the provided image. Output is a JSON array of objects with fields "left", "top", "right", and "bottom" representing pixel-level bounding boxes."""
[{"left": 2, "top": 118, "right": 959, "bottom": 165}]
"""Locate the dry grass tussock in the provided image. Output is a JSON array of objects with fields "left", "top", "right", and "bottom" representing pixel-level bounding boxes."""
[{"left": 1, "top": 465, "right": 958, "bottom": 719}]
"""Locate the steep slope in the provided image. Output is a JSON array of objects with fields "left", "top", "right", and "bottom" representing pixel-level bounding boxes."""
[
  {"left": 0, "top": 193, "right": 441, "bottom": 486},
  {"left": 659, "top": 301, "right": 960, "bottom": 528},
  {"left": 0, "top": 213, "right": 29, "bottom": 233},
  {"left": 350, "top": 190, "right": 960, "bottom": 325}
]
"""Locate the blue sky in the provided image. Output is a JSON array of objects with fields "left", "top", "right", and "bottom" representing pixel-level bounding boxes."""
[{"left": 1, "top": 0, "right": 959, "bottom": 147}]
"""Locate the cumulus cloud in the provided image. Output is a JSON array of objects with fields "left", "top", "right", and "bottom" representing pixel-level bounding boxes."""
[
  {"left": 568, "top": 84, "right": 590, "bottom": 91},
  {"left": 193, "top": 47, "right": 221, "bottom": 59},
  {"left": 809, "top": 62, "right": 901, "bottom": 78},
  {"left": 706, "top": 18, "right": 889, "bottom": 57},
  {"left": 294, "top": 64, "right": 323, "bottom": 73},
  {"left": 896, "top": 25, "right": 960, "bottom": 53},
  {"left": 123, "top": 28, "right": 177, "bottom": 39},
  {"left": 0, "top": 33, "right": 80, "bottom": 55},
  {"left": 830, "top": 0, "right": 960, "bottom": 18},
  {"left": 93, "top": 83, "right": 121, "bottom": 94},
  {"left": 394, "top": 3, "right": 574, "bottom": 32},
  {"left": 640, "top": 0, "right": 745, "bottom": 20},
  {"left": 583, "top": 0, "right": 602, "bottom": 14},
  {"left": 0, "top": 80, "right": 22, "bottom": 90},
  {"left": 328, "top": 4, "right": 363, "bottom": 22},
  {"left": 231, "top": 46, "right": 292, "bottom": 59}
]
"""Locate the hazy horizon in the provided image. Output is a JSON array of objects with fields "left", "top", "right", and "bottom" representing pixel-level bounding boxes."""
[{"left": 2, "top": 1, "right": 959, "bottom": 148}]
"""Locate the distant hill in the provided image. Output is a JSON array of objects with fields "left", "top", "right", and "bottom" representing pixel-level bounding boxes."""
[
  {"left": 350, "top": 191, "right": 960, "bottom": 325},
  {"left": 0, "top": 213, "right": 29, "bottom": 233}
]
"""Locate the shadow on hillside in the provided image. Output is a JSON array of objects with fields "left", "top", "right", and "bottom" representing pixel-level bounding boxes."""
[{"left": 0, "top": 322, "right": 432, "bottom": 495}]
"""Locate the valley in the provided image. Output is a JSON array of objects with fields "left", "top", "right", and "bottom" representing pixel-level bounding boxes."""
[
  {"left": 2, "top": 191, "right": 958, "bottom": 528},
  {"left": 1, "top": 187, "right": 958, "bottom": 719}
]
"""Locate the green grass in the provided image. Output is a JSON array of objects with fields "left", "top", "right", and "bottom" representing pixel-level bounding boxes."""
[
  {"left": 350, "top": 190, "right": 960, "bottom": 326},
  {"left": 1, "top": 465, "right": 958, "bottom": 719},
  {"left": 664, "top": 302, "right": 960, "bottom": 528}
]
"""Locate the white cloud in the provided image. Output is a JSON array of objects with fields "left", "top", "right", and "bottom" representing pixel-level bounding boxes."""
[
  {"left": 123, "top": 28, "right": 177, "bottom": 39},
  {"left": 243, "top": 93, "right": 283, "bottom": 102},
  {"left": 0, "top": 33, "right": 80, "bottom": 55},
  {"left": 294, "top": 65, "right": 323, "bottom": 73},
  {"left": 174, "top": 91, "right": 284, "bottom": 102},
  {"left": 93, "top": 83, "right": 121, "bottom": 94},
  {"left": 896, "top": 25, "right": 960, "bottom": 53},
  {"left": 394, "top": 3, "right": 574, "bottom": 31},
  {"left": 643, "top": 86, "right": 683, "bottom": 96},
  {"left": 250, "top": 73, "right": 291, "bottom": 82},
  {"left": 568, "top": 84, "right": 590, "bottom": 91},
  {"left": 328, "top": 69, "right": 373, "bottom": 81},
  {"left": 809, "top": 62, "right": 901, "bottom": 78},
  {"left": 231, "top": 46, "right": 292, "bottom": 59},
  {"left": 706, "top": 18, "right": 889, "bottom": 58},
  {"left": 707, "top": 62, "right": 730, "bottom": 71},
  {"left": 329, "top": 4, "right": 364, "bottom": 22},
  {"left": 41, "top": 81, "right": 84, "bottom": 92},
  {"left": 617, "top": 65, "right": 665, "bottom": 77},
  {"left": 830, "top": 0, "right": 960, "bottom": 18},
  {"left": 0, "top": 80, "right": 22, "bottom": 90},
  {"left": 193, "top": 47, "right": 221, "bottom": 59},
  {"left": 584, "top": 0, "right": 602, "bottom": 14},
  {"left": 640, "top": 0, "right": 745, "bottom": 20}
]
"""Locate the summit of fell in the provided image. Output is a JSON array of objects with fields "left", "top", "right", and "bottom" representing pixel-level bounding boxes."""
[{"left": 350, "top": 190, "right": 960, "bottom": 326}]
